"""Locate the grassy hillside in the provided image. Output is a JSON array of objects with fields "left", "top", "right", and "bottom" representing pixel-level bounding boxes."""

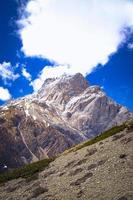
[{"left": 64, "top": 120, "right": 133, "bottom": 153}]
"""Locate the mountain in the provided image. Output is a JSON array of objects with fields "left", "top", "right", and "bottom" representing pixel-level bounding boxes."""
[
  {"left": 0, "top": 121, "right": 133, "bottom": 200},
  {"left": 0, "top": 73, "right": 133, "bottom": 169}
]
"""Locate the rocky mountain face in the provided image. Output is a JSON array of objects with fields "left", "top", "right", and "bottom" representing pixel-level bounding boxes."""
[
  {"left": 0, "top": 122, "right": 133, "bottom": 200},
  {"left": 0, "top": 73, "right": 133, "bottom": 169}
]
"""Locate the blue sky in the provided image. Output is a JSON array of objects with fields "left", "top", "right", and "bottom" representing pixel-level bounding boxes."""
[{"left": 0, "top": 0, "right": 133, "bottom": 111}]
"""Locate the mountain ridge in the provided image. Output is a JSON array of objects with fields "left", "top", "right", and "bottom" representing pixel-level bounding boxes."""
[{"left": 0, "top": 73, "right": 133, "bottom": 169}]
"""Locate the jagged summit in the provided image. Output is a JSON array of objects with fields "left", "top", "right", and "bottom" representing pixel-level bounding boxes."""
[
  {"left": 37, "top": 73, "right": 89, "bottom": 109},
  {"left": 38, "top": 73, "right": 88, "bottom": 96},
  {"left": 41, "top": 73, "right": 87, "bottom": 87},
  {"left": 0, "top": 72, "right": 133, "bottom": 169}
]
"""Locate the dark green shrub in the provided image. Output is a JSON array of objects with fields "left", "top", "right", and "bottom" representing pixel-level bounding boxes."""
[{"left": 0, "top": 158, "right": 54, "bottom": 184}]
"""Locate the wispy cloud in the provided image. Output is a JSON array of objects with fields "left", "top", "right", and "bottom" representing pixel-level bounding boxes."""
[
  {"left": 0, "top": 62, "right": 19, "bottom": 84},
  {"left": 0, "top": 87, "right": 11, "bottom": 101},
  {"left": 18, "top": 0, "right": 133, "bottom": 91},
  {"left": 22, "top": 67, "right": 32, "bottom": 81}
]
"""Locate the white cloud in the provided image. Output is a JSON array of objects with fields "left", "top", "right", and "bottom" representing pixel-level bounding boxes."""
[
  {"left": 0, "top": 87, "right": 11, "bottom": 101},
  {"left": 128, "top": 43, "right": 133, "bottom": 49},
  {"left": 22, "top": 67, "right": 32, "bottom": 81},
  {"left": 18, "top": 0, "right": 133, "bottom": 91},
  {"left": 0, "top": 62, "right": 19, "bottom": 83}
]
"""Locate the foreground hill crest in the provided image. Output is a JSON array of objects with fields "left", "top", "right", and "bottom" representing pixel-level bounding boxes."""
[
  {"left": 0, "top": 121, "right": 133, "bottom": 200},
  {"left": 0, "top": 73, "right": 133, "bottom": 169}
]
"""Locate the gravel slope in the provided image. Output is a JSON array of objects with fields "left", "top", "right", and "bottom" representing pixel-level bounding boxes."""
[{"left": 0, "top": 127, "right": 132, "bottom": 200}]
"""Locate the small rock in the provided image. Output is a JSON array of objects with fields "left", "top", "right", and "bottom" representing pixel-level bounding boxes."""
[{"left": 119, "top": 154, "right": 127, "bottom": 159}]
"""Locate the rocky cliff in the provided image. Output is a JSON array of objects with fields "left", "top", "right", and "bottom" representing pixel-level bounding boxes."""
[{"left": 0, "top": 73, "right": 132, "bottom": 169}]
